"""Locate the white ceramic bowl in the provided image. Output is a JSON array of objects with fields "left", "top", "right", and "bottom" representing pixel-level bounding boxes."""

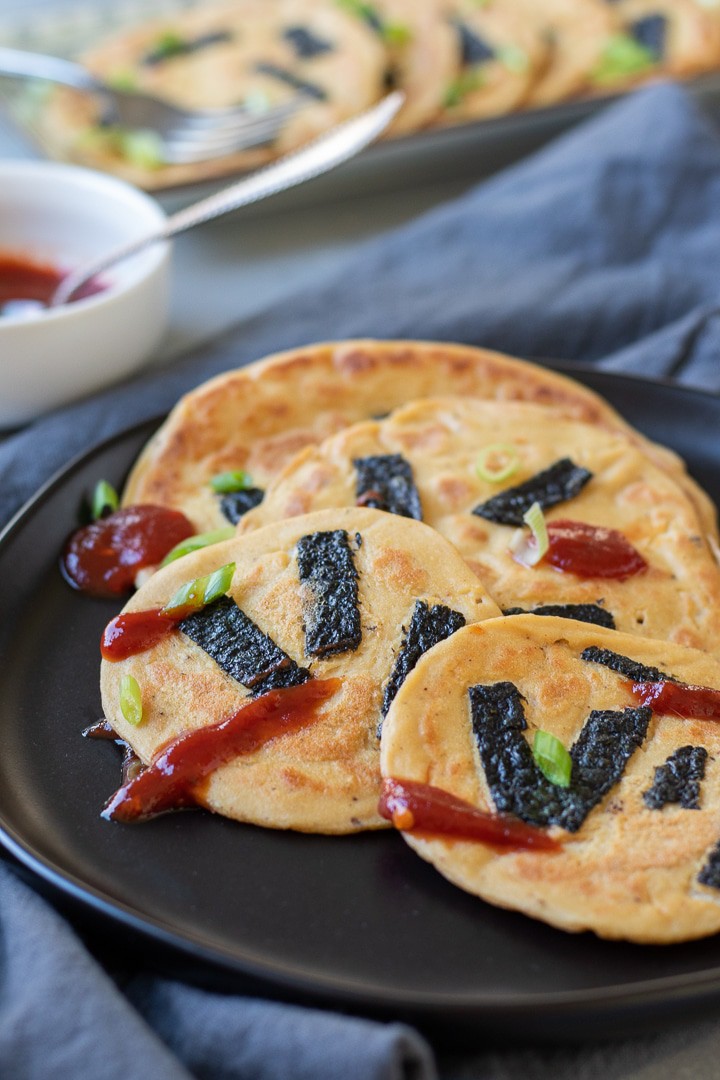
[{"left": 0, "top": 161, "right": 169, "bottom": 426}]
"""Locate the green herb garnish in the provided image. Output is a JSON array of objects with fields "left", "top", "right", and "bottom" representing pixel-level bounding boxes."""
[
  {"left": 475, "top": 444, "right": 520, "bottom": 484},
  {"left": 591, "top": 33, "right": 657, "bottom": 85},
  {"left": 160, "top": 527, "right": 235, "bottom": 567},
  {"left": 533, "top": 730, "right": 572, "bottom": 787},
  {"left": 106, "top": 69, "right": 139, "bottom": 92},
  {"left": 149, "top": 29, "right": 187, "bottom": 61},
  {"left": 162, "top": 561, "right": 236, "bottom": 617},
  {"left": 210, "top": 469, "right": 253, "bottom": 494},
  {"left": 443, "top": 68, "right": 484, "bottom": 108},
  {"left": 497, "top": 44, "right": 529, "bottom": 74},
  {"left": 120, "top": 674, "right": 143, "bottom": 726},
  {"left": 91, "top": 480, "right": 119, "bottom": 520},
  {"left": 382, "top": 21, "right": 412, "bottom": 46}
]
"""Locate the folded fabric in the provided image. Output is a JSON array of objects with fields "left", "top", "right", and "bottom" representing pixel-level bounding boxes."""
[{"left": 1, "top": 81, "right": 720, "bottom": 1080}]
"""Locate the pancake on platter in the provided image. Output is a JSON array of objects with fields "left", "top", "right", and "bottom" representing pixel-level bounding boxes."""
[
  {"left": 436, "top": 0, "right": 548, "bottom": 123},
  {"left": 511, "top": 0, "right": 620, "bottom": 107},
  {"left": 380, "top": 614, "right": 720, "bottom": 943},
  {"left": 121, "top": 339, "right": 717, "bottom": 541},
  {"left": 99, "top": 507, "right": 500, "bottom": 833},
  {"left": 38, "top": 0, "right": 386, "bottom": 190},
  {"left": 239, "top": 397, "right": 720, "bottom": 654}
]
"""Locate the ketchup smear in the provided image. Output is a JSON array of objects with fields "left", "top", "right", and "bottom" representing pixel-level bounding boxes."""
[
  {"left": 544, "top": 519, "right": 647, "bottom": 580},
  {"left": 631, "top": 681, "right": 720, "bottom": 721},
  {"left": 101, "top": 608, "right": 180, "bottom": 660},
  {"left": 379, "top": 778, "right": 559, "bottom": 852},
  {"left": 0, "top": 250, "right": 106, "bottom": 315},
  {"left": 61, "top": 505, "right": 195, "bottom": 598},
  {"left": 103, "top": 677, "right": 340, "bottom": 823}
]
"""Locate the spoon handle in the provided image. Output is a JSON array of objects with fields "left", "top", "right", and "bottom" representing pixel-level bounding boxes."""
[{"left": 51, "top": 91, "right": 404, "bottom": 307}]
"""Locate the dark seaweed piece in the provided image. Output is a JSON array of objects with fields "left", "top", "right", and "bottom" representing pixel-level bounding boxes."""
[
  {"left": 255, "top": 63, "right": 326, "bottom": 100},
  {"left": 143, "top": 30, "right": 233, "bottom": 65},
  {"left": 452, "top": 19, "right": 496, "bottom": 65},
  {"left": 643, "top": 745, "right": 708, "bottom": 810},
  {"left": 296, "top": 530, "right": 361, "bottom": 658},
  {"left": 630, "top": 14, "right": 667, "bottom": 58},
  {"left": 180, "top": 596, "right": 310, "bottom": 694},
  {"left": 581, "top": 646, "right": 679, "bottom": 684},
  {"left": 219, "top": 487, "right": 265, "bottom": 525},
  {"left": 469, "top": 682, "right": 650, "bottom": 832},
  {"left": 353, "top": 454, "right": 422, "bottom": 520},
  {"left": 699, "top": 842, "right": 720, "bottom": 890},
  {"left": 380, "top": 601, "right": 466, "bottom": 727},
  {"left": 503, "top": 604, "right": 616, "bottom": 630},
  {"left": 472, "top": 458, "right": 592, "bottom": 526},
  {"left": 283, "top": 26, "right": 333, "bottom": 58}
]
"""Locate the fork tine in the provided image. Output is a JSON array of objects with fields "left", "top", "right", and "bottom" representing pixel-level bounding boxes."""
[
  {"left": 164, "top": 114, "right": 294, "bottom": 149},
  {"left": 165, "top": 99, "right": 304, "bottom": 136}
]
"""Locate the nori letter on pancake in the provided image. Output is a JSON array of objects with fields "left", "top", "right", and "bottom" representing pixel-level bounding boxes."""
[
  {"left": 581, "top": 646, "right": 679, "bottom": 684},
  {"left": 699, "top": 842, "right": 720, "bottom": 890},
  {"left": 452, "top": 19, "right": 496, "bottom": 65},
  {"left": 254, "top": 63, "right": 327, "bottom": 100},
  {"left": 472, "top": 458, "right": 593, "bottom": 526},
  {"left": 503, "top": 604, "right": 616, "bottom": 629},
  {"left": 296, "top": 529, "right": 361, "bottom": 658},
  {"left": 219, "top": 487, "right": 265, "bottom": 525},
  {"left": 179, "top": 596, "right": 310, "bottom": 695},
  {"left": 643, "top": 745, "right": 708, "bottom": 811},
  {"left": 469, "top": 681, "right": 651, "bottom": 832},
  {"left": 380, "top": 601, "right": 466, "bottom": 725},
  {"left": 630, "top": 15, "right": 667, "bottom": 59},
  {"left": 353, "top": 454, "right": 422, "bottom": 520},
  {"left": 142, "top": 30, "right": 233, "bottom": 66},
  {"left": 283, "top": 26, "right": 333, "bottom": 58}
]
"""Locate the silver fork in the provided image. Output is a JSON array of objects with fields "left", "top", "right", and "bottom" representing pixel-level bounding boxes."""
[{"left": 0, "top": 46, "right": 306, "bottom": 163}]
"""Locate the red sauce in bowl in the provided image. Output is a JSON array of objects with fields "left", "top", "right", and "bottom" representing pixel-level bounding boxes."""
[{"left": 0, "top": 250, "right": 106, "bottom": 315}]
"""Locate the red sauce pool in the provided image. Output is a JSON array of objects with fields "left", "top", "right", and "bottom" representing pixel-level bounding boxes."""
[{"left": 0, "top": 250, "right": 106, "bottom": 315}]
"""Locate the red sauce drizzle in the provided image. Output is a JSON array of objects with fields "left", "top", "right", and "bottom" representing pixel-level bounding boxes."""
[
  {"left": 103, "top": 677, "right": 340, "bottom": 823},
  {"left": 545, "top": 519, "right": 647, "bottom": 580},
  {"left": 631, "top": 680, "right": 720, "bottom": 721},
  {"left": 379, "top": 778, "right": 560, "bottom": 851},
  {"left": 0, "top": 250, "right": 106, "bottom": 312},
  {"left": 101, "top": 609, "right": 180, "bottom": 660},
  {"left": 61, "top": 505, "right": 195, "bottom": 598}
]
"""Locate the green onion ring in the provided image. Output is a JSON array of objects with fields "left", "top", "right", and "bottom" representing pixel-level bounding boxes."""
[
  {"left": 209, "top": 470, "right": 253, "bottom": 494},
  {"left": 160, "top": 527, "right": 235, "bottom": 566},
  {"left": 533, "top": 730, "right": 572, "bottom": 787},
  {"left": 119, "top": 674, "right": 143, "bottom": 727},
  {"left": 91, "top": 479, "right": 119, "bottom": 520},
  {"left": 475, "top": 443, "right": 520, "bottom": 484}
]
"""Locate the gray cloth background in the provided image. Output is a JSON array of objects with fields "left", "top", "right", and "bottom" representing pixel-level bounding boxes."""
[{"left": 1, "top": 82, "right": 719, "bottom": 1078}]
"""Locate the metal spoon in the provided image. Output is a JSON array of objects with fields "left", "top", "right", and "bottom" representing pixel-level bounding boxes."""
[{"left": 50, "top": 91, "right": 403, "bottom": 308}]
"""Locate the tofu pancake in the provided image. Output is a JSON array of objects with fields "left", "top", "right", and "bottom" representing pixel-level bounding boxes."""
[
  {"left": 122, "top": 340, "right": 717, "bottom": 541},
  {"left": 239, "top": 397, "right": 720, "bottom": 654},
  {"left": 38, "top": 0, "right": 386, "bottom": 190},
  {"left": 380, "top": 615, "right": 720, "bottom": 942},
  {"left": 100, "top": 507, "right": 500, "bottom": 833}
]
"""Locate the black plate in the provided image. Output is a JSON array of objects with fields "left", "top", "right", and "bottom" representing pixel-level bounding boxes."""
[{"left": 2, "top": 366, "right": 720, "bottom": 1044}]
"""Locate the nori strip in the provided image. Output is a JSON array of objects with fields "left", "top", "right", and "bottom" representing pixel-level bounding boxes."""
[
  {"left": 353, "top": 454, "right": 422, "bottom": 520},
  {"left": 630, "top": 14, "right": 667, "bottom": 58},
  {"left": 469, "top": 681, "right": 651, "bottom": 832},
  {"left": 452, "top": 19, "right": 496, "bottom": 65},
  {"left": 219, "top": 487, "right": 264, "bottom": 524},
  {"left": 472, "top": 457, "right": 592, "bottom": 526},
  {"left": 581, "top": 646, "right": 679, "bottom": 684},
  {"left": 255, "top": 63, "right": 326, "bottom": 100},
  {"left": 699, "top": 843, "right": 720, "bottom": 890},
  {"left": 143, "top": 30, "right": 233, "bottom": 65},
  {"left": 503, "top": 604, "right": 616, "bottom": 629},
  {"left": 283, "top": 26, "right": 333, "bottom": 57},
  {"left": 380, "top": 601, "right": 466, "bottom": 724},
  {"left": 179, "top": 596, "right": 310, "bottom": 694},
  {"left": 643, "top": 745, "right": 708, "bottom": 810},
  {"left": 296, "top": 530, "right": 361, "bottom": 658}
]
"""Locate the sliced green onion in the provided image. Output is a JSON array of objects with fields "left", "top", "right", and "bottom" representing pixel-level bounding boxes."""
[
  {"left": 107, "top": 69, "right": 138, "bottom": 91},
  {"left": 475, "top": 443, "right": 520, "bottom": 484},
  {"left": 533, "top": 730, "right": 572, "bottom": 787},
  {"left": 382, "top": 21, "right": 412, "bottom": 46},
  {"left": 150, "top": 29, "right": 187, "bottom": 60},
  {"left": 497, "top": 44, "right": 528, "bottom": 74},
  {"left": 160, "top": 527, "right": 235, "bottom": 566},
  {"left": 117, "top": 129, "right": 166, "bottom": 168},
  {"left": 591, "top": 33, "right": 656, "bottom": 84},
  {"left": 162, "top": 561, "right": 236, "bottom": 616},
  {"left": 91, "top": 479, "right": 119, "bottom": 520},
  {"left": 209, "top": 469, "right": 253, "bottom": 494},
  {"left": 443, "top": 68, "right": 484, "bottom": 108},
  {"left": 119, "top": 675, "right": 143, "bottom": 727},
  {"left": 510, "top": 501, "right": 549, "bottom": 568}
]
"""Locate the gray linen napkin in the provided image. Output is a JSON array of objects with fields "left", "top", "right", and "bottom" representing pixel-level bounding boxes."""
[{"left": 1, "top": 82, "right": 720, "bottom": 1079}]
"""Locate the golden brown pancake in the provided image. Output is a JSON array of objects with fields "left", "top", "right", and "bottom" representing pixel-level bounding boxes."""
[
  {"left": 240, "top": 396, "right": 720, "bottom": 654},
  {"left": 100, "top": 507, "right": 500, "bottom": 833},
  {"left": 380, "top": 614, "right": 720, "bottom": 942},
  {"left": 122, "top": 339, "right": 717, "bottom": 541}
]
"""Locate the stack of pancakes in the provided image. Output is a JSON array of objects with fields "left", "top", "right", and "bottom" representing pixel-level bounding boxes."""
[
  {"left": 39, "top": 0, "right": 720, "bottom": 189},
  {"left": 101, "top": 339, "right": 720, "bottom": 942}
]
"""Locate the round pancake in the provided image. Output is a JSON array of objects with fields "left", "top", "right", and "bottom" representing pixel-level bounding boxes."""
[
  {"left": 100, "top": 507, "right": 500, "bottom": 834},
  {"left": 38, "top": 0, "right": 386, "bottom": 190},
  {"left": 122, "top": 339, "right": 717, "bottom": 541},
  {"left": 510, "top": 0, "right": 620, "bottom": 107},
  {"left": 589, "top": 0, "right": 720, "bottom": 91},
  {"left": 239, "top": 397, "right": 720, "bottom": 653},
  {"left": 437, "top": 1, "right": 548, "bottom": 123},
  {"left": 380, "top": 615, "right": 720, "bottom": 943}
]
